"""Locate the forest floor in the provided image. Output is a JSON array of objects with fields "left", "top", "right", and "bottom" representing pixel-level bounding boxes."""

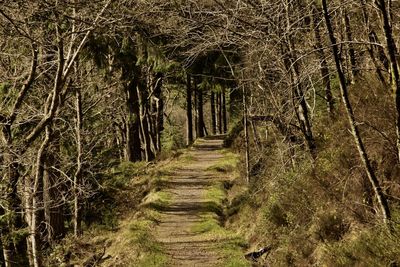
[{"left": 95, "top": 136, "right": 250, "bottom": 267}]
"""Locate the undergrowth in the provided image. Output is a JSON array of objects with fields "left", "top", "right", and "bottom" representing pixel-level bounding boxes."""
[
  {"left": 223, "top": 76, "right": 400, "bottom": 266},
  {"left": 43, "top": 150, "right": 200, "bottom": 266}
]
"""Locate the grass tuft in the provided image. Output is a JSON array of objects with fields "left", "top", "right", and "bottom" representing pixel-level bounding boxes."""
[{"left": 206, "top": 150, "right": 239, "bottom": 173}]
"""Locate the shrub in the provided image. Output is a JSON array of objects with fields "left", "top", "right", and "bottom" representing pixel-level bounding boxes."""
[
  {"left": 319, "top": 224, "right": 400, "bottom": 266},
  {"left": 311, "top": 210, "right": 349, "bottom": 242},
  {"left": 264, "top": 201, "right": 289, "bottom": 227}
]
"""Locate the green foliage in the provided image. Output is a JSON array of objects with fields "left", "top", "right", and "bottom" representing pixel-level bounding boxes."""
[
  {"left": 83, "top": 191, "right": 118, "bottom": 231},
  {"left": 83, "top": 35, "right": 111, "bottom": 69},
  {"left": 227, "top": 191, "right": 249, "bottom": 217},
  {"left": 0, "top": 210, "right": 12, "bottom": 229},
  {"left": 11, "top": 227, "right": 30, "bottom": 244},
  {"left": 161, "top": 120, "right": 185, "bottom": 152},
  {"left": 82, "top": 161, "right": 149, "bottom": 230},
  {"left": 0, "top": 82, "right": 11, "bottom": 98},
  {"left": 224, "top": 118, "right": 244, "bottom": 148},
  {"left": 0, "top": 82, "right": 15, "bottom": 108},
  {"left": 105, "top": 161, "right": 148, "bottom": 189}
]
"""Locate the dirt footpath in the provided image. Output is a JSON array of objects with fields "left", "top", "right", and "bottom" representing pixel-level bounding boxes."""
[{"left": 155, "top": 138, "right": 226, "bottom": 266}]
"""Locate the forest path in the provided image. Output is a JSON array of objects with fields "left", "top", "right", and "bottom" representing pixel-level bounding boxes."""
[{"left": 155, "top": 136, "right": 229, "bottom": 266}]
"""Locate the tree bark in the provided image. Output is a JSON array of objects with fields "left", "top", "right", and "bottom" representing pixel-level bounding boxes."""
[
  {"left": 283, "top": 40, "right": 316, "bottom": 158},
  {"left": 30, "top": 126, "right": 52, "bottom": 267},
  {"left": 123, "top": 75, "right": 142, "bottom": 162},
  {"left": 194, "top": 79, "right": 199, "bottom": 138},
  {"left": 153, "top": 72, "right": 164, "bottom": 152},
  {"left": 24, "top": 174, "right": 34, "bottom": 267},
  {"left": 211, "top": 91, "right": 217, "bottom": 135},
  {"left": 1, "top": 159, "right": 24, "bottom": 267},
  {"left": 376, "top": 0, "right": 400, "bottom": 164},
  {"left": 1, "top": 43, "right": 38, "bottom": 267},
  {"left": 283, "top": 1, "right": 316, "bottom": 159},
  {"left": 323, "top": 0, "right": 391, "bottom": 224},
  {"left": 222, "top": 88, "right": 227, "bottom": 133},
  {"left": 0, "top": 4, "right": 110, "bottom": 264},
  {"left": 217, "top": 92, "right": 222, "bottom": 134},
  {"left": 242, "top": 86, "right": 250, "bottom": 183},
  {"left": 312, "top": 4, "right": 335, "bottom": 116},
  {"left": 186, "top": 74, "right": 193, "bottom": 145},
  {"left": 359, "top": 0, "right": 387, "bottom": 85},
  {"left": 44, "top": 134, "right": 65, "bottom": 243},
  {"left": 137, "top": 79, "right": 155, "bottom": 162},
  {"left": 250, "top": 120, "right": 263, "bottom": 150},
  {"left": 343, "top": 10, "right": 358, "bottom": 83},
  {"left": 73, "top": 88, "right": 83, "bottom": 236},
  {"left": 195, "top": 78, "right": 205, "bottom": 138}
]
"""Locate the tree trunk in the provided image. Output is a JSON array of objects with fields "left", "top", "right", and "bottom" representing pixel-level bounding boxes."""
[
  {"left": 215, "top": 91, "right": 220, "bottom": 133},
  {"left": 44, "top": 135, "right": 65, "bottom": 243},
  {"left": 376, "top": 0, "right": 400, "bottom": 164},
  {"left": 1, "top": 44, "right": 38, "bottom": 266},
  {"left": 228, "top": 87, "right": 241, "bottom": 120},
  {"left": 283, "top": 40, "right": 317, "bottom": 159},
  {"left": 343, "top": 10, "right": 358, "bottom": 83},
  {"left": 30, "top": 126, "right": 52, "bottom": 267},
  {"left": 24, "top": 174, "right": 34, "bottom": 267},
  {"left": 2, "top": 160, "right": 24, "bottom": 267},
  {"left": 359, "top": 0, "right": 387, "bottom": 86},
  {"left": 137, "top": 80, "right": 155, "bottom": 161},
  {"left": 73, "top": 88, "right": 83, "bottom": 236},
  {"left": 211, "top": 91, "right": 217, "bottom": 135},
  {"left": 242, "top": 86, "right": 250, "bottom": 183},
  {"left": 146, "top": 69, "right": 158, "bottom": 156},
  {"left": 153, "top": 72, "right": 164, "bottom": 152},
  {"left": 250, "top": 120, "right": 263, "bottom": 150},
  {"left": 194, "top": 79, "right": 199, "bottom": 138},
  {"left": 222, "top": 88, "right": 227, "bottom": 133},
  {"left": 284, "top": 1, "right": 316, "bottom": 159},
  {"left": 217, "top": 92, "right": 223, "bottom": 134},
  {"left": 186, "top": 74, "right": 193, "bottom": 145},
  {"left": 123, "top": 76, "right": 142, "bottom": 162},
  {"left": 323, "top": 0, "right": 391, "bottom": 224},
  {"left": 195, "top": 78, "right": 205, "bottom": 138},
  {"left": 312, "top": 4, "right": 335, "bottom": 116}
]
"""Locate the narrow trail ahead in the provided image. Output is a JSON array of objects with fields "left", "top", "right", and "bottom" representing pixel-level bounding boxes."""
[{"left": 155, "top": 137, "right": 227, "bottom": 266}]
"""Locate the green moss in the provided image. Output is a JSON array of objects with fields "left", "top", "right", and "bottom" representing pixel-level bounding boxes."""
[
  {"left": 206, "top": 184, "right": 226, "bottom": 203},
  {"left": 179, "top": 152, "right": 195, "bottom": 162},
  {"left": 190, "top": 215, "right": 249, "bottom": 266},
  {"left": 191, "top": 216, "right": 223, "bottom": 234},
  {"left": 135, "top": 253, "right": 168, "bottom": 267},
  {"left": 221, "top": 244, "right": 251, "bottom": 267},
  {"left": 127, "top": 220, "right": 168, "bottom": 267},
  {"left": 206, "top": 150, "right": 239, "bottom": 173},
  {"left": 142, "top": 190, "right": 172, "bottom": 210}
]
